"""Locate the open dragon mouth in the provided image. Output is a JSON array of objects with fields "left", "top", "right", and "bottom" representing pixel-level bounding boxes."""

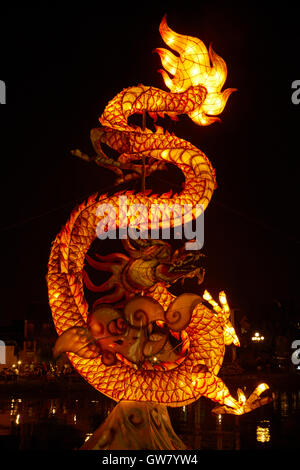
[
  {"left": 158, "top": 264, "right": 205, "bottom": 287},
  {"left": 82, "top": 237, "right": 206, "bottom": 308},
  {"left": 166, "top": 249, "right": 206, "bottom": 285}
]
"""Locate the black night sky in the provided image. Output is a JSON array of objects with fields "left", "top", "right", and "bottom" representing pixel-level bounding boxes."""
[{"left": 0, "top": 2, "right": 299, "bottom": 328}]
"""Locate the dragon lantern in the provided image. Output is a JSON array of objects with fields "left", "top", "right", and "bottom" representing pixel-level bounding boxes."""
[{"left": 47, "top": 16, "right": 271, "bottom": 450}]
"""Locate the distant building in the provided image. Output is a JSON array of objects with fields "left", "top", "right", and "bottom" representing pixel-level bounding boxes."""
[
  {"left": 0, "top": 303, "right": 57, "bottom": 365},
  {"left": 19, "top": 318, "right": 57, "bottom": 363},
  {"left": 20, "top": 319, "right": 38, "bottom": 363},
  {"left": 0, "top": 342, "right": 17, "bottom": 369},
  {"left": 0, "top": 80, "right": 6, "bottom": 104},
  {"left": 0, "top": 341, "right": 5, "bottom": 364}
]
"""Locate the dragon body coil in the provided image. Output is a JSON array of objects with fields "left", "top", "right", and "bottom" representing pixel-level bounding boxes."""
[{"left": 47, "top": 17, "right": 271, "bottom": 414}]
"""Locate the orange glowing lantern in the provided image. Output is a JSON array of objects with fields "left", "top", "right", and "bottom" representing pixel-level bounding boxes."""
[
  {"left": 203, "top": 289, "right": 239, "bottom": 346},
  {"left": 47, "top": 15, "right": 271, "bottom": 418},
  {"left": 155, "top": 15, "right": 236, "bottom": 125}
]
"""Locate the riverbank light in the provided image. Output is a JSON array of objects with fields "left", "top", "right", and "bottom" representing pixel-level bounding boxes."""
[{"left": 251, "top": 332, "right": 264, "bottom": 342}]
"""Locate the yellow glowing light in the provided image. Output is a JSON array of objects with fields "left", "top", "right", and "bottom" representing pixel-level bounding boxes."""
[
  {"left": 256, "top": 421, "right": 271, "bottom": 443},
  {"left": 237, "top": 388, "right": 246, "bottom": 405},
  {"left": 224, "top": 396, "right": 241, "bottom": 412},
  {"left": 219, "top": 291, "right": 230, "bottom": 315},
  {"left": 203, "top": 290, "right": 212, "bottom": 301},
  {"left": 211, "top": 301, "right": 222, "bottom": 313},
  {"left": 156, "top": 15, "right": 236, "bottom": 126},
  {"left": 190, "top": 65, "right": 200, "bottom": 78},
  {"left": 256, "top": 383, "right": 269, "bottom": 394},
  {"left": 223, "top": 323, "right": 240, "bottom": 346},
  {"left": 218, "top": 291, "right": 227, "bottom": 305},
  {"left": 84, "top": 433, "right": 93, "bottom": 443},
  {"left": 202, "top": 290, "right": 222, "bottom": 313},
  {"left": 251, "top": 332, "right": 265, "bottom": 342}
]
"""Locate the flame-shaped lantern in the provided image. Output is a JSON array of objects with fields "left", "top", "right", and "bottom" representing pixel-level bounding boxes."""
[{"left": 155, "top": 15, "right": 236, "bottom": 125}]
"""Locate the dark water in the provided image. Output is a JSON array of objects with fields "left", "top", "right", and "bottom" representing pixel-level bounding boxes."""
[{"left": 0, "top": 380, "right": 299, "bottom": 450}]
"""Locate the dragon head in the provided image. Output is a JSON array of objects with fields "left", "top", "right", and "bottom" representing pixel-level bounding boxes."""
[
  {"left": 121, "top": 237, "right": 205, "bottom": 287},
  {"left": 156, "top": 245, "right": 206, "bottom": 286},
  {"left": 154, "top": 15, "right": 236, "bottom": 126}
]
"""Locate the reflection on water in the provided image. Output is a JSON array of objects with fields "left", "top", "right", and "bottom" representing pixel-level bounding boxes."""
[
  {"left": 280, "top": 392, "right": 289, "bottom": 417},
  {"left": 256, "top": 420, "right": 271, "bottom": 443},
  {"left": 0, "top": 386, "right": 299, "bottom": 450}
]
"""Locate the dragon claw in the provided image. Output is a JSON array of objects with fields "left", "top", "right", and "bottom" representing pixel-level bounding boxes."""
[{"left": 211, "top": 383, "right": 272, "bottom": 415}]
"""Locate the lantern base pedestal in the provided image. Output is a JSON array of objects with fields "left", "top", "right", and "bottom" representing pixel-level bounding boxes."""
[{"left": 81, "top": 400, "right": 187, "bottom": 450}]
